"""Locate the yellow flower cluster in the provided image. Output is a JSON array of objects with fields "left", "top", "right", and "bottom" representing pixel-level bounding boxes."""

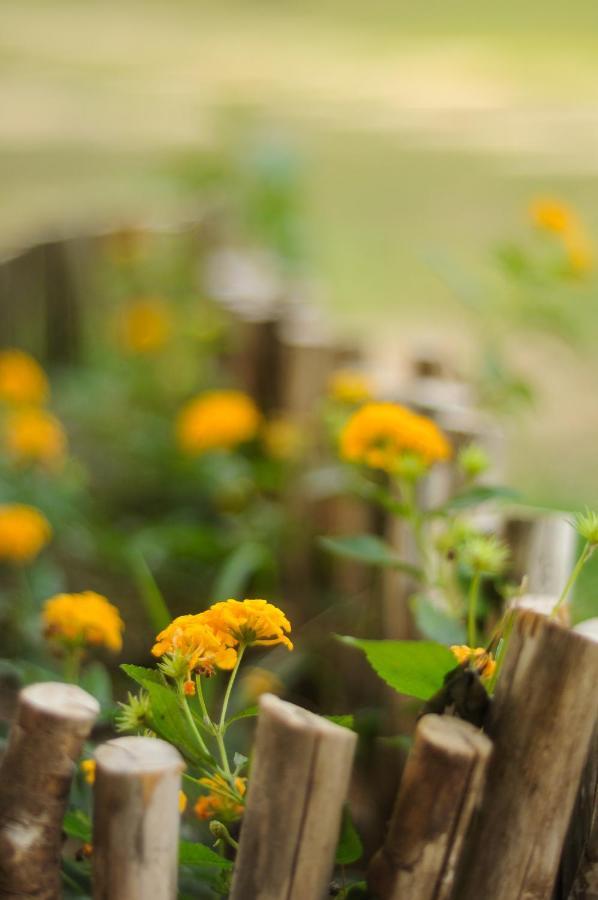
[
  {"left": 4, "top": 408, "right": 67, "bottom": 467},
  {"left": 0, "top": 350, "right": 49, "bottom": 407},
  {"left": 530, "top": 198, "right": 593, "bottom": 276},
  {"left": 43, "top": 591, "right": 124, "bottom": 652},
  {"left": 328, "top": 369, "right": 372, "bottom": 405},
  {"left": 450, "top": 644, "right": 496, "bottom": 680},
  {"left": 118, "top": 298, "right": 172, "bottom": 354},
  {"left": 194, "top": 773, "right": 247, "bottom": 822},
  {"left": 152, "top": 598, "right": 293, "bottom": 677},
  {"left": 0, "top": 504, "right": 52, "bottom": 564},
  {"left": 81, "top": 759, "right": 96, "bottom": 784},
  {"left": 176, "top": 390, "right": 261, "bottom": 455},
  {"left": 262, "top": 417, "right": 301, "bottom": 460},
  {"left": 340, "top": 401, "right": 452, "bottom": 472}
]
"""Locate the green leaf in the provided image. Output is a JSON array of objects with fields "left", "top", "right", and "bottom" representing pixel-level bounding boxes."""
[
  {"left": 179, "top": 841, "right": 233, "bottom": 868},
  {"left": 213, "top": 542, "right": 269, "bottom": 601},
  {"left": 339, "top": 637, "right": 455, "bottom": 701},
  {"left": 129, "top": 550, "right": 172, "bottom": 633},
  {"left": 435, "top": 485, "right": 520, "bottom": 513},
  {"left": 63, "top": 810, "right": 92, "bottom": 843},
  {"left": 121, "top": 663, "right": 163, "bottom": 687},
  {"left": 223, "top": 705, "right": 258, "bottom": 732},
  {"left": 335, "top": 807, "right": 363, "bottom": 865},
  {"left": 319, "top": 535, "right": 422, "bottom": 578},
  {"left": 411, "top": 596, "right": 466, "bottom": 645},
  {"left": 326, "top": 714, "right": 355, "bottom": 730}
]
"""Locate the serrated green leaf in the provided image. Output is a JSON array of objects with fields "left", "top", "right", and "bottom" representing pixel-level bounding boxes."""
[
  {"left": 326, "top": 714, "right": 355, "bottom": 730},
  {"left": 411, "top": 596, "right": 466, "bottom": 645},
  {"left": 121, "top": 663, "right": 163, "bottom": 687},
  {"left": 339, "top": 636, "right": 455, "bottom": 701},
  {"left": 63, "top": 810, "right": 92, "bottom": 843},
  {"left": 319, "top": 535, "right": 422, "bottom": 578},
  {"left": 435, "top": 485, "right": 520, "bottom": 514},
  {"left": 335, "top": 807, "right": 363, "bottom": 865},
  {"left": 179, "top": 841, "right": 233, "bottom": 868}
]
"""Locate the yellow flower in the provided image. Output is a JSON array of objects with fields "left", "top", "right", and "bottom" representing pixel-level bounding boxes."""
[
  {"left": 563, "top": 228, "right": 593, "bottom": 276},
  {"left": 200, "top": 598, "right": 293, "bottom": 651},
  {"left": 340, "top": 402, "right": 452, "bottom": 472},
  {"left": 179, "top": 791, "right": 188, "bottom": 813},
  {"left": 328, "top": 369, "right": 372, "bottom": 405},
  {"left": 530, "top": 198, "right": 575, "bottom": 234},
  {"left": 194, "top": 774, "right": 246, "bottom": 822},
  {"left": 118, "top": 298, "right": 172, "bottom": 354},
  {"left": 176, "top": 390, "right": 261, "bottom": 455},
  {"left": 0, "top": 350, "right": 49, "bottom": 406},
  {"left": 4, "top": 407, "right": 67, "bottom": 467},
  {"left": 241, "top": 666, "right": 284, "bottom": 702},
  {"left": 151, "top": 615, "right": 238, "bottom": 676},
  {"left": 43, "top": 591, "right": 124, "bottom": 652},
  {"left": 0, "top": 504, "right": 51, "bottom": 564},
  {"left": 262, "top": 416, "right": 302, "bottom": 460},
  {"left": 81, "top": 759, "right": 96, "bottom": 785},
  {"left": 450, "top": 644, "right": 496, "bottom": 680}
]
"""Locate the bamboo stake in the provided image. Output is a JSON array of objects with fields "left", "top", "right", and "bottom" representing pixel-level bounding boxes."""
[
  {"left": 455, "top": 610, "right": 598, "bottom": 900},
  {"left": 229, "top": 693, "right": 357, "bottom": 900},
  {"left": 367, "top": 714, "right": 491, "bottom": 900},
  {"left": 0, "top": 682, "right": 99, "bottom": 899},
  {"left": 92, "top": 736, "right": 184, "bottom": 900}
]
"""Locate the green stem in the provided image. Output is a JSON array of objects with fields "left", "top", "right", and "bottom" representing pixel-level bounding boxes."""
[
  {"left": 215, "top": 645, "right": 246, "bottom": 777},
  {"left": 467, "top": 572, "right": 481, "bottom": 648},
  {"left": 63, "top": 647, "right": 83, "bottom": 685},
  {"left": 552, "top": 540, "right": 593, "bottom": 615},
  {"left": 180, "top": 686, "right": 210, "bottom": 757},
  {"left": 196, "top": 675, "right": 215, "bottom": 732}
]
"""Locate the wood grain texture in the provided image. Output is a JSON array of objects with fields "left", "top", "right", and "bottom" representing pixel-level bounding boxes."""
[
  {"left": 368, "top": 714, "right": 491, "bottom": 900},
  {"left": 229, "top": 693, "right": 357, "bottom": 900},
  {"left": 92, "top": 736, "right": 184, "bottom": 900},
  {"left": 454, "top": 610, "right": 598, "bottom": 900},
  {"left": 0, "top": 682, "right": 99, "bottom": 899}
]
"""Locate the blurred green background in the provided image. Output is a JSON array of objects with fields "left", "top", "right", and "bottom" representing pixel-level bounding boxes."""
[{"left": 2, "top": 0, "right": 598, "bottom": 503}]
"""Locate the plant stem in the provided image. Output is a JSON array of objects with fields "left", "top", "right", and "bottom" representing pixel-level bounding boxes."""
[
  {"left": 215, "top": 645, "right": 246, "bottom": 778},
  {"left": 63, "top": 647, "right": 83, "bottom": 684},
  {"left": 180, "top": 687, "right": 210, "bottom": 756},
  {"left": 552, "top": 539, "right": 593, "bottom": 615},
  {"left": 467, "top": 572, "right": 481, "bottom": 648},
  {"left": 196, "top": 675, "right": 214, "bottom": 732}
]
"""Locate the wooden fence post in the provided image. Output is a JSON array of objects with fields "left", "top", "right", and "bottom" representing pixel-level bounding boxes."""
[
  {"left": 368, "top": 714, "right": 491, "bottom": 900},
  {"left": 0, "top": 682, "right": 99, "bottom": 899},
  {"left": 229, "top": 693, "right": 357, "bottom": 900},
  {"left": 454, "top": 610, "right": 598, "bottom": 900},
  {"left": 504, "top": 512, "right": 576, "bottom": 597},
  {"left": 92, "top": 736, "right": 184, "bottom": 900}
]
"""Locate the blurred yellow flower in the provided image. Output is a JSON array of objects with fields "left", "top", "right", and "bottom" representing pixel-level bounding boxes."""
[
  {"left": 450, "top": 644, "right": 496, "bottom": 680},
  {"left": 200, "top": 598, "right": 293, "bottom": 650},
  {"left": 530, "top": 198, "right": 575, "bottom": 234},
  {"left": 176, "top": 390, "right": 261, "bottom": 455},
  {"left": 4, "top": 407, "right": 67, "bottom": 467},
  {"left": 0, "top": 504, "right": 51, "bottom": 564},
  {"left": 0, "top": 349, "right": 49, "bottom": 406},
  {"left": 118, "top": 298, "right": 172, "bottom": 354},
  {"left": 563, "top": 228, "right": 593, "bottom": 276},
  {"left": 194, "top": 773, "right": 246, "bottom": 822},
  {"left": 241, "top": 666, "right": 284, "bottom": 702},
  {"left": 328, "top": 369, "right": 372, "bottom": 405},
  {"left": 340, "top": 402, "right": 451, "bottom": 472},
  {"left": 43, "top": 591, "right": 124, "bottom": 652},
  {"left": 262, "top": 416, "right": 302, "bottom": 460},
  {"left": 151, "top": 615, "right": 238, "bottom": 675},
  {"left": 81, "top": 759, "right": 96, "bottom": 785},
  {"left": 179, "top": 791, "right": 188, "bottom": 813}
]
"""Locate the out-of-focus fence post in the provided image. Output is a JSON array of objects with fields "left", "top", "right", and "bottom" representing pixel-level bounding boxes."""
[
  {"left": 92, "top": 735, "right": 184, "bottom": 900},
  {"left": 229, "top": 692, "right": 357, "bottom": 900},
  {"left": 0, "top": 682, "right": 99, "bottom": 899}
]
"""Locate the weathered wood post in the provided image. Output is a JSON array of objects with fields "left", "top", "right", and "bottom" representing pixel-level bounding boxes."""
[
  {"left": 505, "top": 511, "right": 576, "bottom": 597},
  {"left": 92, "top": 736, "right": 185, "bottom": 900},
  {"left": 0, "top": 682, "right": 100, "bottom": 899},
  {"left": 368, "top": 714, "right": 492, "bottom": 900},
  {"left": 229, "top": 693, "right": 357, "bottom": 900},
  {"left": 454, "top": 610, "right": 598, "bottom": 900}
]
